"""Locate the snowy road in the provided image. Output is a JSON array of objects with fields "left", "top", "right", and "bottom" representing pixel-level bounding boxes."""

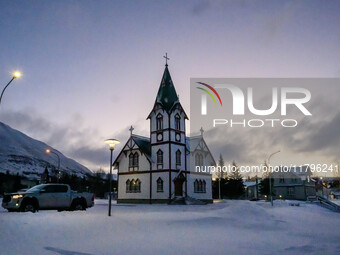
[{"left": 0, "top": 199, "right": 339, "bottom": 255}]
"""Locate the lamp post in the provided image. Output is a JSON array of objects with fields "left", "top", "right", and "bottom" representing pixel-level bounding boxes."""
[
  {"left": 105, "top": 139, "right": 120, "bottom": 217},
  {"left": 268, "top": 150, "right": 280, "bottom": 207},
  {"left": 46, "top": 149, "right": 61, "bottom": 182},
  {"left": 0, "top": 71, "right": 21, "bottom": 105}
]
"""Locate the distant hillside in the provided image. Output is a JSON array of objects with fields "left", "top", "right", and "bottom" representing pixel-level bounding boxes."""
[{"left": 0, "top": 122, "right": 93, "bottom": 179}]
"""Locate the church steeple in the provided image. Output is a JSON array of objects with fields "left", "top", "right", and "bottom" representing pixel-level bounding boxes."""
[{"left": 154, "top": 65, "right": 179, "bottom": 112}]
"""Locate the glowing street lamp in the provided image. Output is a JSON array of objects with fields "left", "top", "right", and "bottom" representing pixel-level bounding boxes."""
[
  {"left": 46, "top": 149, "right": 61, "bottom": 182},
  {"left": 0, "top": 71, "right": 22, "bottom": 105},
  {"left": 105, "top": 139, "right": 120, "bottom": 217}
]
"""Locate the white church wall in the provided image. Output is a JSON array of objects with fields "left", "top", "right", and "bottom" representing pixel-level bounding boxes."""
[
  {"left": 151, "top": 172, "right": 170, "bottom": 200},
  {"left": 151, "top": 144, "right": 169, "bottom": 170},
  {"left": 187, "top": 173, "right": 212, "bottom": 200},
  {"left": 117, "top": 149, "right": 150, "bottom": 173},
  {"left": 170, "top": 144, "right": 186, "bottom": 171},
  {"left": 118, "top": 173, "right": 150, "bottom": 200}
]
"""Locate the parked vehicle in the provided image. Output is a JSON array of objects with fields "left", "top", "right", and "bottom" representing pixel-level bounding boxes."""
[{"left": 2, "top": 184, "right": 94, "bottom": 212}]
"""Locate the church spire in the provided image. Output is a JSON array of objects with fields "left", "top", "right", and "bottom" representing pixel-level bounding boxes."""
[{"left": 154, "top": 64, "right": 179, "bottom": 112}]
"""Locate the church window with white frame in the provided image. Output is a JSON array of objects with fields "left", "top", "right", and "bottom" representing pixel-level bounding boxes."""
[
  {"left": 156, "top": 113, "right": 163, "bottom": 130},
  {"left": 176, "top": 149, "right": 181, "bottom": 166},
  {"left": 157, "top": 177, "right": 164, "bottom": 192},
  {"left": 175, "top": 113, "right": 180, "bottom": 130},
  {"left": 157, "top": 149, "right": 163, "bottom": 169}
]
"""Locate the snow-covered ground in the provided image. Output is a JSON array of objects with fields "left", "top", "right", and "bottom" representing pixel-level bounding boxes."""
[{"left": 1, "top": 199, "right": 340, "bottom": 255}]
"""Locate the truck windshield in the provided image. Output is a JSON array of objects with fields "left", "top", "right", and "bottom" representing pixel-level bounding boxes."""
[{"left": 26, "top": 185, "right": 46, "bottom": 192}]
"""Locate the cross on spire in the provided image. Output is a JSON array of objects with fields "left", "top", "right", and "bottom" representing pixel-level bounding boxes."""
[
  {"left": 129, "top": 125, "right": 134, "bottom": 136},
  {"left": 200, "top": 127, "right": 204, "bottom": 136},
  {"left": 163, "top": 53, "right": 169, "bottom": 66}
]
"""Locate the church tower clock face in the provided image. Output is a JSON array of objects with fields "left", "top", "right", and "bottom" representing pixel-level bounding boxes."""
[
  {"left": 157, "top": 133, "right": 163, "bottom": 141},
  {"left": 175, "top": 133, "right": 181, "bottom": 142}
]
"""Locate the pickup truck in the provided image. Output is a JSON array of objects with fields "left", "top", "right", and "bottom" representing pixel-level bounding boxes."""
[{"left": 2, "top": 184, "right": 94, "bottom": 212}]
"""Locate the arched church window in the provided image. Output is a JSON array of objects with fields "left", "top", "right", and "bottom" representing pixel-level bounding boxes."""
[
  {"left": 156, "top": 113, "right": 163, "bottom": 130},
  {"left": 131, "top": 179, "right": 135, "bottom": 193},
  {"left": 133, "top": 152, "right": 139, "bottom": 171},
  {"left": 157, "top": 149, "right": 163, "bottom": 169},
  {"left": 175, "top": 114, "right": 181, "bottom": 130},
  {"left": 195, "top": 153, "right": 203, "bottom": 166},
  {"left": 135, "top": 179, "right": 141, "bottom": 193},
  {"left": 176, "top": 150, "right": 181, "bottom": 166},
  {"left": 199, "top": 154, "right": 204, "bottom": 166},
  {"left": 157, "top": 177, "right": 164, "bottom": 192},
  {"left": 126, "top": 179, "right": 131, "bottom": 193},
  {"left": 194, "top": 179, "right": 199, "bottom": 193},
  {"left": 129, "top": 153, "right": 134, "bottom": 170},
  {"left": 199, "top": 180, "right": 203, "bottom": 193},
  {"left": 129, "top": 152, "right": 139, "bottom": 171},
  {"left": 195, "top": 154, "right": 199, "bottom": 166}
]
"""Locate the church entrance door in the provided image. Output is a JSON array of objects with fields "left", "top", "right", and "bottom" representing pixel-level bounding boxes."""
[{"left": 174, "top": 173, "right": 186, "bottom": 197}]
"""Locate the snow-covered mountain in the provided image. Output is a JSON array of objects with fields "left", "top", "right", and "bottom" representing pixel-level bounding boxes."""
[{"left": 0, "top": 122, "right": 93, "bottom": 179}]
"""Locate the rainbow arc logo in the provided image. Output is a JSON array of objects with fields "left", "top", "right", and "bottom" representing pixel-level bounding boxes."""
[{"left": 196, "top": 82, "right": 223, "bottom": 106}]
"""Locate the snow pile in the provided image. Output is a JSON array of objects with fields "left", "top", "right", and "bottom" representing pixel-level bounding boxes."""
[{"left": 0, "top": 199, "right": 339, "bottom": 255}]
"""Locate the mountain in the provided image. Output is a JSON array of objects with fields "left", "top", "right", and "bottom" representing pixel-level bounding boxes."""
[{"left": 0, "top": 122, "right": 93, "bottom": 179}]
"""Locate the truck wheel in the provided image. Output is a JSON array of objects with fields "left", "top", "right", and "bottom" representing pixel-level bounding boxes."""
[
  {"left": 21, "top": 202, "right": 36, "bottom": 213},
  {"left": 71, "top": 200, "right": 86, "bottom": 211}
]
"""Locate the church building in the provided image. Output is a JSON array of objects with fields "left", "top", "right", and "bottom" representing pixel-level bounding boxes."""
[{"left": 113, "top": 61, "right": 215, "bottom": 204}]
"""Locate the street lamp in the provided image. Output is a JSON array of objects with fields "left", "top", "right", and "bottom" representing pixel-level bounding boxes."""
[
  {"left": 268, "top": 150, "right": 280, "bottom": 207},
  {"left": 46, "top": 149, "right": 61, "bottom": 182},
  {"left": 105, "top": 138, "right": 120, "bottom": 217},
  {"left": 0, "top": 71, "right": 22, "bottom": 105}
]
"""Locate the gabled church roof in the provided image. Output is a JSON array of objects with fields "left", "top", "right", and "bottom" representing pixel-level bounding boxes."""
[
  {"left": 154, "top": 65, "right": 179, "bottom": 112},
  {"left": 132, "top": 135, "right": 151, "bottom": 160},
  {"left": 113, "top": 134, "right": 152, "bottom": 167}
]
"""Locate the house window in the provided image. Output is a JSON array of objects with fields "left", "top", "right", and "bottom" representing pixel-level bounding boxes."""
[
  {"left": 157, "top": 177, "right": 163, "bottom": 192},
  {"left": 129, "top": 152, "right": 139, "bottom": 171},
  {"left": 194, "top": 179, "right": 206, "bottom": 193},
  {"left": 288, "top": 187, "right": 295, "bottom": 196},
  {"left": 195, "top": 153, "right": 203, "bottom": 166},
  {"left": 156, "top": 113, "right": 163, "bottom": 130},
  {"left": 157, "top": 149, "right": 163, "bottom": 169},
  {"left": 175, "top": 114, "right": 180, "bottom": 130},
  {"left": 176, "top": 150, "right": 181, "bottom": 167},
  {"left": 279, "top": 176, "right": 285, "bottom": 183}
]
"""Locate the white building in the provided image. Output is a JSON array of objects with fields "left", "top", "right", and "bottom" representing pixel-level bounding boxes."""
[{"left": 113, "top": 63, "right": 215, "bottom": 203}]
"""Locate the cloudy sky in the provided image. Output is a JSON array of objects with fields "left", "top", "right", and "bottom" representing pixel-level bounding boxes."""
[{"left": 0, "top": 1, "right": 339, "bottom": 173}]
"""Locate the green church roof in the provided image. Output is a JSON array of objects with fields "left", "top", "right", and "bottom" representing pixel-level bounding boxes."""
[{"left": 154, "top": 65, "right": 179, "bottom": 112}]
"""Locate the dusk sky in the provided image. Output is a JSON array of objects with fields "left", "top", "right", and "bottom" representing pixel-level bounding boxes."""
[{"left": 1, "top": 0, "right": 340, "bottom": 172}]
